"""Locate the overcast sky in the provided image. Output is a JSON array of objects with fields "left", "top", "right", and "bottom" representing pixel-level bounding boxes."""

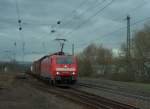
[{"left": 0, "top": 0, "right": 150, "bottom": 62}]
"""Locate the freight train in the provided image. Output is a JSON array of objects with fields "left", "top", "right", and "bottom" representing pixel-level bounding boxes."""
[{"left": 31, "top": 51, "right": 78, "bottom": 85}]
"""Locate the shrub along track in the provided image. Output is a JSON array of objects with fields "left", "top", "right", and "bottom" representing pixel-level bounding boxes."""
[{"left": 27, "top": 74, "right": 139, "bottom": 109}]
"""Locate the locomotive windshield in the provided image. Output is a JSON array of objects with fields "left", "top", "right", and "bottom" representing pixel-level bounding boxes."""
[{"left": 56, "top": 56, "right": 74, "bottom": 64}]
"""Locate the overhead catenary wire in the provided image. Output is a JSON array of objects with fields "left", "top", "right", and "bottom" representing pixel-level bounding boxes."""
[
  {"left": 69, "top": 0, "right": 148, "bottom": 49},
  {"left": 58, "top": 0, "right": 147, "bottom": 43},
  {"left": 60, "top": 0, "right": 91, "bottom": 25},
  {"left": 41, "top": 0, "right": 147, "bottom": 43},
  {"left": 13, "top": 0, "right": 149, "bottom": 50},
  {"left": 93, "top": 0, "right": 148, "bottom": 30},
  {"left": 0, "top": 0, "right": 149, "bottom": 56},
  {"left": 0, "top": 0, "right": 146, "bottom": 32},
  {"left": 76, "top": 15, "right": 150, "bottom": 49},
  {"left": 0, "top": 0, "right": 146, "bottom": 27},
  {"left": 15, "top": 0, "right": 22, "bottom": 31},
  {"left": 15, "top": 0, "right": 22, "bottom": 30},
  {"left": 61, "top": 0, "right": 106, "bottom": 28},
  {"left": 48, "top": 0, "right": 112, "bottom": 40},
  {"left": 15, "top": 0, "right": 21, "bottom": 21},
  {"left": 63, "top": 0, "right": 115, "bottom": 38},
  {"left": 42, "top": 0, "right": 114, "bottom": 48},
  {"left": 44, "top": 0, "right": 107, "bottom": 41},
  {"left": 15, "top": 0, "right": 26, "bottom": 62}
]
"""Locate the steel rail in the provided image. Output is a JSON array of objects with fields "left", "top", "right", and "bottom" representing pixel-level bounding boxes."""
[
  {"left": 78, "top": 82, "right": 150, "bottom": 101},
  {"left": 27, "top": 73, "right": 139, "bottom": 109}
]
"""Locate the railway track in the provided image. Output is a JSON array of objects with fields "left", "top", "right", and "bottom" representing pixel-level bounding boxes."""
[
  {"left": 27, "top": 74, "right": 139, "bottom": 109},
  {"left": 57, "top": 88, "right": 139, "bottom": 109},
  {"left": 78, "top": 82, "right": 150, "bottom": 101},
  {"left": 34, "top": 85, "right": 139, "bottom": 109}
]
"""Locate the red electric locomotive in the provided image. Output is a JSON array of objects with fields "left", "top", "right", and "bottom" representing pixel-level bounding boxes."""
[{"left": 31, "top": 51, "right": 78, "bottom": 85}]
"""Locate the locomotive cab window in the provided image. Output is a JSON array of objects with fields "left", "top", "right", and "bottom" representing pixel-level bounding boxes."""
[{"left": 56, "top": 56, "right": 74, "bottom": 64}]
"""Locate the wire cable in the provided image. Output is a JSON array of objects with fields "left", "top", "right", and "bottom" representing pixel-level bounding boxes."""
[
  {"left": 77, "top": 16, "right": 150, "bottom": 48},
  {"left": 60, "top": 0, "right": 92, "bottom": 26},
  {"left": 62, "top": 0, "right": 106, "bottom": 28},
  {"left": 64, "top": 0, "right": 115, "bottom": 38},
  {"left": 42, "top": 0, "right": 113, "bottom": 43}
]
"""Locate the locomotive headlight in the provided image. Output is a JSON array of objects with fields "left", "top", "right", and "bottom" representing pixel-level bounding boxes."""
[
  {"left": 56, "top": 72, "right": 60, "bottom": 75},
  {"left": 72, "top": 72, "right": 75, "bottom": 75}
]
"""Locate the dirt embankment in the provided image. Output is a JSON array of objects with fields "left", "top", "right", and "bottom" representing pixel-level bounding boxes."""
[{"left": 0, "top": 72, "right": 84, "bottom": 109}]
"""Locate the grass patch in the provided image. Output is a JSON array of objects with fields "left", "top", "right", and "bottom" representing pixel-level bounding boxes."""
[{"left": 123, "top": 82, "right": 150, "bottom": 92}]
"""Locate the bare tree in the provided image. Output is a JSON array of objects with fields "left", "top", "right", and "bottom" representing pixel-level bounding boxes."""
[
  {"left": 132, "top": 25, "right": 150, "bottom": 81},
  {"left": 96, "top": 46, "right": 112, "bottom": 76}
]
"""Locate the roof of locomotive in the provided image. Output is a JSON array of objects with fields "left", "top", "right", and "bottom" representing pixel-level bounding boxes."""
[{"left": 36, "top": 51, "right": 73, "bottom": 62}]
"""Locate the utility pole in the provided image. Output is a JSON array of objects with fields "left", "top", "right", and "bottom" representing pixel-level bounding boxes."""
[
  {"left": 72, "top": 43, "right": 74, "bottom": 56},
  {"left": 18, "top": 19, "right": 25, "bottom": 63},
  {"left": 14, "top": 42, "right": 17, "bottom": 62},
  {"left": 127, "top": 15, "right": 131, "bottom": 60},
  {"left": 22, "top": 42, "right": 25, "bottom": 63},
  {"left": 126, "top": 15, "right": 131, "bottom": 74}
]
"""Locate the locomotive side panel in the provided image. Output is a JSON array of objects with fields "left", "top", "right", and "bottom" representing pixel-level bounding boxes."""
[{"left": 41, "top": 56, "right": 51, "bottom": 79}]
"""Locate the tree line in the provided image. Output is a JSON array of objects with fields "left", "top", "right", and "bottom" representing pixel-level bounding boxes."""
[{"left": 77, "top": 24, "right": 150, "bottom": 83}]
